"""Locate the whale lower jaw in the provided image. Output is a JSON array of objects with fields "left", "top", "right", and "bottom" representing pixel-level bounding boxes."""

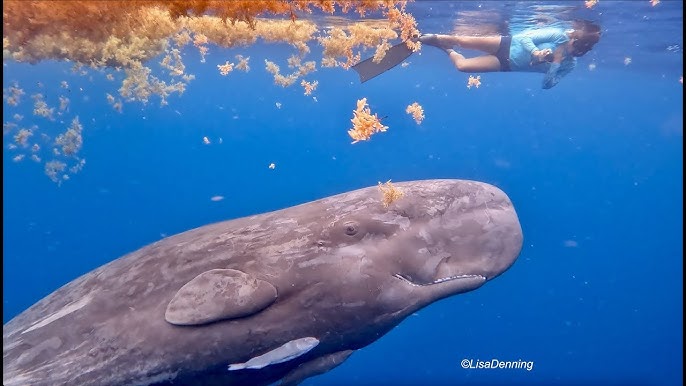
[{"left": 393, "top": 273, "right": 487, "bottom": 286}]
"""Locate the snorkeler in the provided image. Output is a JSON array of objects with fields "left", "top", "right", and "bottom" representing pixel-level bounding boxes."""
[{"left": 419, "top": 20, "right": 601, "bottom": 89}]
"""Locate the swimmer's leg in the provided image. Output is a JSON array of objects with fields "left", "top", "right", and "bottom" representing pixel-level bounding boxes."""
[
  {"left": 421, "top": 34, "right": 502, "bottom": 54},
  {"left": 445, "top": 52, "right": 502, "bottom": 72}
]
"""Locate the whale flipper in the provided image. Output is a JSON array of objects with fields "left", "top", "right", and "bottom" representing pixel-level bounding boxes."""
[
  {"left": 165, "top": 269, "right": 277, "bottom": 325},
  {"left": 280, "top": 350, "right": 354, "bottom": 386}
]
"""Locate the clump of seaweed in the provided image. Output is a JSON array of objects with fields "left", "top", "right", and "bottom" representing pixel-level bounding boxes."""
[
  {"left": 405, "top": 102, "right": 424, "bottom": 124},
  {"left": 3, "top": 83, "right": 25, "bottom": 106},
  {"left": 3, "top": 1, "right": 417, "bottom": 107},
  {"left": 55, "top": 117, "right": 83, "bottom": 157},
  {"left": 467, "top": 75, "right": 481, "bottom": 89},
  {"left": 44, "top": 160, "right": 67, "bottom": 184},
  {"left": 32, "top": 93, "right": 55, "bottom": 120},
  {"left": 301, "top": 79, "right": 318, "bottom": 95},
  {"left": 217, "top": 61, "right": 234, "bottom": 75},
  {"left": 265, "top": 55, "right": 316, "bottom": 87},
  {"left": 378, "top": 180, "right": 405, "bottom": 208},
  {"left": 348, "top": 98, "right": 387, "bottom": 143}
]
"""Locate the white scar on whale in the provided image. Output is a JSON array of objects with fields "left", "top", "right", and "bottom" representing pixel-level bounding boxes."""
[{"left": 22, "top": 295, "right": 93, "bottom": 335}]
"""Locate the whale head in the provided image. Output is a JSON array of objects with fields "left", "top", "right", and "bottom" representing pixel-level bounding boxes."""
[{"left": 314, "top": 179, "right": 523, "bottom": 309}]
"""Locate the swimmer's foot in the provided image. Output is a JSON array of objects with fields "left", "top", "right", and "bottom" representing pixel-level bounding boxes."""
[{"left": 419, "top": 34, "right": 454, "bottom": 51}]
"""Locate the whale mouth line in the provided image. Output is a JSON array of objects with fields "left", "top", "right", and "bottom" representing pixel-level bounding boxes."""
[{"left": 393, "top": 273, "right": 487, "bottom": 287}]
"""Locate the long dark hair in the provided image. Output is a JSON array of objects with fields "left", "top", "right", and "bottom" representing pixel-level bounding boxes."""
[{"left": 571, "top": 20, "right": 601, "bottom": 56}]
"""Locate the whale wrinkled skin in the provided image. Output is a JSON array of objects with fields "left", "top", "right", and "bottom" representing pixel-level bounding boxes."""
[{"left": 3, "top": 179, "right": 523, "bottom": 386}]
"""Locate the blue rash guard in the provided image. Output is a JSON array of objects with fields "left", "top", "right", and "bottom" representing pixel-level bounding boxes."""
[{"left": 508, "top": 27, "right": 576, "bottom": 89}]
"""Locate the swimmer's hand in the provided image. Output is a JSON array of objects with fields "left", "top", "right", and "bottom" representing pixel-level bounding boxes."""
[{"left": 531, "top": 49, "right": 554, "bottom": 64}]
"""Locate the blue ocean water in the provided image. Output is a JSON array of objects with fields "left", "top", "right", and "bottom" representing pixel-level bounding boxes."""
[{"left": 2, "top": 1, "right": 682, "bottom": 385}]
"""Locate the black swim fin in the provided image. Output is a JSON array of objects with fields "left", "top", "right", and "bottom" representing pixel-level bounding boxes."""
[{"left": 351, "top": 41, "right": 414, "bottom": 83}]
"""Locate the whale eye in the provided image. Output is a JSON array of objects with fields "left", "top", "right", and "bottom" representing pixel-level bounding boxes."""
[{"left": 343, "top": 221, "right": 358, "bottom": 236}]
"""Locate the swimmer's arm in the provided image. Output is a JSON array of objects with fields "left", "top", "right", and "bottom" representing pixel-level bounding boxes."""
[
  {"left": 519, "top": 28, "right": 567, "bottom": 58},
  {"left": 551, "top": 45, "right": 566, "bottom": 63}
]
